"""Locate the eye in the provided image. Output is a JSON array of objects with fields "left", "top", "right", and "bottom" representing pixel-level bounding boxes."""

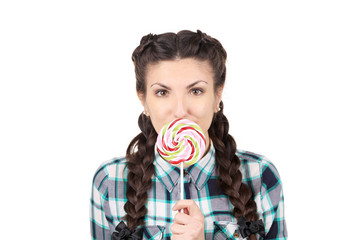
[
  {"left": 191, "top": 88, "right": 203, "bottom": 96},
  {"left": 155, "top": 89, "right": 168, "bottom": 97}
]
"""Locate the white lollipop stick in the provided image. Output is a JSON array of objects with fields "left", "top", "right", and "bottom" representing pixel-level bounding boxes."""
[{"left": 180, "top": 161, "right": 184, "bottom": 200}]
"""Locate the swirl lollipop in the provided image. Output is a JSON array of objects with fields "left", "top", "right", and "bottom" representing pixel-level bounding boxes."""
[{"left": 156, "top": 118, "right": 206, "bottom": 199}]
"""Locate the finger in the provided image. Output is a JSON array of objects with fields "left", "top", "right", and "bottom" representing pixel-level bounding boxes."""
[
  {"left": 170, "top": 222, "right": 187, "bottom": 234},
  {"left": 170, "top": 233, "right": 182, "bottom": 240},
  {"left": 173, "top": 212, "right": 192, "bottom": 225},
  {"left": 172, "top": 200, "right": 202, "bottom": 217}
]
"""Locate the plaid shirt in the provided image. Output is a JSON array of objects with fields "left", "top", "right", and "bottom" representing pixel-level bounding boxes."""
[{"left": 90, "top": 145, "right": 287, "bottom": 240}]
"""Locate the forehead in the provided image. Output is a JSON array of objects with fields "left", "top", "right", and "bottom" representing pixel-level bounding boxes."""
[{"left": 145, "top": 58, "right": 214, "bottom": 85}]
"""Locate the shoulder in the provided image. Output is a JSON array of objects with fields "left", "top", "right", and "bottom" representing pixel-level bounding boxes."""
[
  {"left": 236, "top": 150, "right": 283, "bottom": 193},
  {"left": 92, "top": 157, "right": 127, "bottom": 192}
]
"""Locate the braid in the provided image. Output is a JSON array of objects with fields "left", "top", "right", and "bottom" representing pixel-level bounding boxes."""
[
  {"left": 130, "top": 30, "right": 260, "bottom": 238},
  {"left": 209, "top": 101, "right": 259, "bottom": 231},
  {"left": 124, "top": 113, "right": 157, "bottom": 230}
]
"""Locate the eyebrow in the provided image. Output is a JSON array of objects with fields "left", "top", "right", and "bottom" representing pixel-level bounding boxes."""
[
  {"left": 151, "top": 82, "right": 171, "bottom": 90},
  {"left": 186, "top": 80, "right": 208, "bottom": 89},
  {"left": 150, "top": 80, "right": 208, "bottom": 90}
]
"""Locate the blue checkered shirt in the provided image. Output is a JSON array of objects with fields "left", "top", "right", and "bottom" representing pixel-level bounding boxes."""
[{"left": 90, "top": 145, "right": 287, "bottom": 240}]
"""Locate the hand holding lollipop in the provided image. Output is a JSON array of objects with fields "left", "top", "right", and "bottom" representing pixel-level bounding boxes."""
[{"left": 156, "top": 118, "right": 206, "bottom": 199}]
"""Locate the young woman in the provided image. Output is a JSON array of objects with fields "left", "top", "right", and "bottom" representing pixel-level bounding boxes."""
[{"left": 90, "top": 30, "right": 287, "bottom": 240}]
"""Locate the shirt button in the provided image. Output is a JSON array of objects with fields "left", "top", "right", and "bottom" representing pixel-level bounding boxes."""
[{"left": 233, "top": 232, "right": 240, "bottom": 238}]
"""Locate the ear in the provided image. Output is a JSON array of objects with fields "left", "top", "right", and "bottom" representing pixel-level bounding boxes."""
[
  {"left": 215, "top": 86, "right": 224, "bottom": 112},
  {"left": 137, "top": 91, "right": 149, "bottom": 116},
  {"left": 137, "top": 91, "right": 145, "bottom": 107}
]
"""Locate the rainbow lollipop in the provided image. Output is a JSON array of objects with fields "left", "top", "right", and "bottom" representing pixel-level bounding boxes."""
[{"left": 156, "top": 118, "right": 206, "bottom": 199}]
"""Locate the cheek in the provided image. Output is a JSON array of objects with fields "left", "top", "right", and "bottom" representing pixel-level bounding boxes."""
[
  {"left": 202, "top": 113, "right": 215, "bottom": 133},
  {"left": 191, "top": 102, "right": 216, "bottom": 132},
  {"left": 147, "top": 103, "right": 173, "bottom": 133}
]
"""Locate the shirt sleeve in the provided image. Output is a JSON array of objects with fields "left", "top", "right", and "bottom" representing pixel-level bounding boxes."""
[
  {"left": 259, "top": 158, "right": 287, "bottom": 240},
  {"left": 90, "top": 165, "right": 113, "bottom": 240}
]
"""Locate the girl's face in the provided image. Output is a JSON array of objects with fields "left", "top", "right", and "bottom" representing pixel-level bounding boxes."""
[{"left": 138, "top": 58, "right": 223, "bottom": 152}]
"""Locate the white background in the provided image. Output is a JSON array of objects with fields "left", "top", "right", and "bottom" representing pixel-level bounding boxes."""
[{"left": 1, "top": 1, "right": 359, "bottom": 239}]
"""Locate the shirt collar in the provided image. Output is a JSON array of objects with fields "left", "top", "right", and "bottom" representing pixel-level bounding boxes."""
[{"left": 154, "top": 142, "right": 216, "bottom": 192}]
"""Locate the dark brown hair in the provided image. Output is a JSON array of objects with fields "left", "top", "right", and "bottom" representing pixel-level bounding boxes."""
[{"left": 125, "top": 30, "right": 259, "bottom": 239}]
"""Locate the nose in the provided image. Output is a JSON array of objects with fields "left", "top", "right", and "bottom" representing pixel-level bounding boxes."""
[{"left": 173, "top": 96, "right": 188, "bottom": 119}]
